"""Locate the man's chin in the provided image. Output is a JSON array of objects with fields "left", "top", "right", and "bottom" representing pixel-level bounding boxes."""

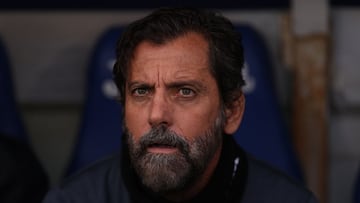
[{"left": 135, "top": 153, "right": 192, "bottom": 193}]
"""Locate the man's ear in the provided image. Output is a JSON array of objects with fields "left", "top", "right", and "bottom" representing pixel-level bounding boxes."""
[{"left": 223, "top": 93, "right": 245, "bottom": 135}]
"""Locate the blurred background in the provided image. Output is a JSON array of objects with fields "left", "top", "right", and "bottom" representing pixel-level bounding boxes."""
[{"left": 0, "top": 0, "right": 359, "bottom": 203}]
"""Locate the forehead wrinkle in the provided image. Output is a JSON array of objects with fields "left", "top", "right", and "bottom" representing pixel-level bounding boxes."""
[
  {"left": 172, "top": 67, "right": 211, "bottom": 81},
  {"left": 156, "top": 67, "right": 161, "bottom": 88},
  {"left": 129, "top": 32, "right": 211, "bottom": 88}
]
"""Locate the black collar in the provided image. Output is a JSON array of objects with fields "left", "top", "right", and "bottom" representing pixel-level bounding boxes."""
[{"left": 121, "top": 135, "right": 248, "bottom": 203}]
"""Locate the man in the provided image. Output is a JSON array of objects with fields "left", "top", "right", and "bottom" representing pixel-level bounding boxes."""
[{"left": 43, "top": 8, "right": 317, "bottom": 203}]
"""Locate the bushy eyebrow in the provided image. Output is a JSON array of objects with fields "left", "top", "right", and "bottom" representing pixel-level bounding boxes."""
[
  {"left": 166, "top": 80, "right": 208, "bottom": 92},
  {"left": 127, "top": 80, "right": 208, "bottom": 92},
  {"left": 127, "top": 81, "right": 153, "bottom": 90}
]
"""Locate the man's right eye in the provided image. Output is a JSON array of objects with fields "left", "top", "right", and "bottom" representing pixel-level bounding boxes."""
[{"left": 132, "top": 88, "right": 148, "bottom": 96}]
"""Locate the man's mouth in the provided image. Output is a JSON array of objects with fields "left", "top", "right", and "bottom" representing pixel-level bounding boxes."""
[{"left": 147, "top": 143, "right": 179, "bottom": 154}]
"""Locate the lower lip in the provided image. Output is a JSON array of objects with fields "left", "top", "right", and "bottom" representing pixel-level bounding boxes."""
[{"left": 147, "top": 146, "right": 178, "bottom": 154}]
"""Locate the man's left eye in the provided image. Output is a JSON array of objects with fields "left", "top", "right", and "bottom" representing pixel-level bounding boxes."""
[{"left": 178, "top": 88, "right": 195, "bottom": 97}]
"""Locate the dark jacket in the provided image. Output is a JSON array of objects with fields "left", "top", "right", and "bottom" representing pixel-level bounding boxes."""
[
  {"left": 43, "top": 136, "right": 317, "bottom": 203},
  {"left": 0, "top": 135, "right": 49, "bottom": 203}
]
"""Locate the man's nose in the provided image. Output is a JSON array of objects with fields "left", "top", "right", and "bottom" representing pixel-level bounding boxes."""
[{"left": 148, "top": 91, "right": 172, "bottom": 127}]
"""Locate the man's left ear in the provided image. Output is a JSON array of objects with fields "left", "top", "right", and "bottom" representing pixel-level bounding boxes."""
[{"left": 223, "top": 93, "right": 245, "bottom": 135}]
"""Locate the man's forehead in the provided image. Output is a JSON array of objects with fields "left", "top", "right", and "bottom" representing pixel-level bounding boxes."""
[
  {"left": 127, "top": 66, "right": 212, "bottom": 85},
  {"left": 131, "top": 32, "right": 209, "bottom": 59},
  {"left": 127, "top": 32, "right": 212, "bottom": 79}
]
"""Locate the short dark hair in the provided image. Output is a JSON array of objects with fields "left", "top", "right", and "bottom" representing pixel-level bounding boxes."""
[{"left": 113, "top": 7, "right": 245, "bottom": 108}]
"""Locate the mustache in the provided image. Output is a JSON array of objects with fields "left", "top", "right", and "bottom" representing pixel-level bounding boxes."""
[{"left": 138, "top": 125, "right": 189, "bottom": 155}]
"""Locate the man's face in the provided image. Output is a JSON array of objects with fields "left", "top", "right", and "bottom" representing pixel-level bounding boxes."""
[{"left": 124, "top": 32, "right": 225, "bottom": 193}]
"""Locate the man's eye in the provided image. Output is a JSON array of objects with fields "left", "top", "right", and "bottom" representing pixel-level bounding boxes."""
[
  {"left": 178, "top": 88, "right": 195, "bottom": 97},
  {"left": 132, "top": 88, "right": 148, "bottom": 96}
]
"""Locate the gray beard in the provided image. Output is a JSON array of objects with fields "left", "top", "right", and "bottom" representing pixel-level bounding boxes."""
[{"left": 125, "top": 111, "right": 225, "bottom": 194}]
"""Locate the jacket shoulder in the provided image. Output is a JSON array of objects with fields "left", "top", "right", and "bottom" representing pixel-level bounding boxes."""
[
  {"left": 42, "top": 154, "right": 129, "bottom": 203},
  {"left": 241, "top": 156, "right": 318, "bottom": 203}
]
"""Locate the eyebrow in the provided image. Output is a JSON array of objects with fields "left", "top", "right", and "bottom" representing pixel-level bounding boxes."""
[
  {"left": 127, "top": 80, "right": 208, "bottom": 92},
  {"left": 165, "top": 80, "right": 208, "bottom": 92},
  {"left": 127, "top": 81, "right": 152, "bottom": 90}
]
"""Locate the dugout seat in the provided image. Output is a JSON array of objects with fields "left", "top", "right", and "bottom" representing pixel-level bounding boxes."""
[
  {"left": 234, "top": 25, "right": 303, "bottom": 181},
  {"left": 65, "top": 28, "right": 124, "bottom": 176}
]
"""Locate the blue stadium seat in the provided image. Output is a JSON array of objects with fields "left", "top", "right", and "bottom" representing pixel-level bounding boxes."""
[
  {"left": 234, "top": 25, "right": 303, "bottom": 182},
  {"left": 65, "top": 27, "right": 124, "bottom": 176},
  {"left": 66, "top": 25, "right": 303, "bottom": 183},
  {"left": 0, "top": 37, "right": 27, "bottom": 141}
]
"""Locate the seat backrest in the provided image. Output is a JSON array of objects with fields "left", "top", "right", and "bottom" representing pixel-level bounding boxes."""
[
  {"left": 234, "top": 25, "right": 303, "bottom": 181},
  {"left": 0, "top": 37, "right": 27, "bottom": 141},
  {"left": 65, "top": 27, "right": 124, "bottom": 176},
  {"left": 66, "top": 25, "right": 303, "bottom": 182}
]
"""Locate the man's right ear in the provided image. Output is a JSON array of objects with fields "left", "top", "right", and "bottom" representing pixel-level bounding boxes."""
[{"left": 223, "top": 93, "right": 245, "bottom": 135}]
